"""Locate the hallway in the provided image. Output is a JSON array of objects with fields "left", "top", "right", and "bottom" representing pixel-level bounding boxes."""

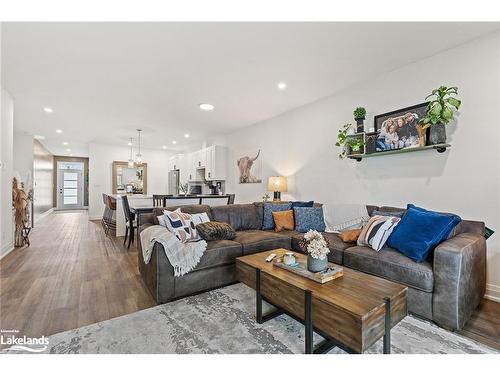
[{"left": 0, "top": 211, "right": 154, "bottom": 344}]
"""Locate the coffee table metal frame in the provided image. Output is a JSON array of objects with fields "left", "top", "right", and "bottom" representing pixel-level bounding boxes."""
[{"left": 254, "top": 268, "right": 392, "bottom": 354}]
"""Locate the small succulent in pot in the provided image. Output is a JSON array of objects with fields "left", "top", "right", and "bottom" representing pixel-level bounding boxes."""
[
  {"left": 335, "top": 123, "right": 365, "bottom": 159},
  {"left": 353, "top": 107, "right": 366, "bottom": 120},
  {"left": 353, "top": 107, "right": 367, "bottom": 132}
]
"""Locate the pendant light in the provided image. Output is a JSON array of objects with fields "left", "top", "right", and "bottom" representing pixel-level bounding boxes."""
[
  {"left": 127, "top": 138, "right": 134, "bottom": 168},
  {"left": 135, "top": 129, "right": 143, "bottom": 165}
]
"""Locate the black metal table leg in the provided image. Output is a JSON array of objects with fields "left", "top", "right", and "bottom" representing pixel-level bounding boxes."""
[
  {"left": 383, "top": 297, "right": 391, "bottom": 354},
  {"left": 256, "top": 268, "right": 262, "bottom": 324},
  {"left": 305, "top": 290, "right": 313, "bottom": 354}
]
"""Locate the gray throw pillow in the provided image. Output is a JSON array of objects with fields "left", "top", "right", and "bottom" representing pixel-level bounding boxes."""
[{"left": 196, "top": 221, "right": 236, "bottom": 241}]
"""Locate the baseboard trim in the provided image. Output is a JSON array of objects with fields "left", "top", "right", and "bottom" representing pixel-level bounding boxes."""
[
  {"left": 485, "top": 283, "right": 500, "bottom": 302},
  {"left": 0, "top": 242, "right": 15, "bottom": 260},
  {"left": 34, "top": 207, "right": 54, "bottom": 223}
]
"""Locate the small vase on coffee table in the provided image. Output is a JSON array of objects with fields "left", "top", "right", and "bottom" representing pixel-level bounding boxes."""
[{"left": 307, "top": 255, "right": 328, "bottom": 273}]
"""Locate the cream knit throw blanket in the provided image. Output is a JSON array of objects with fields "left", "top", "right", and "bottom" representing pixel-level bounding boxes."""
[{"left": 140, "top": 225, "right": 207, "bottom": 277}]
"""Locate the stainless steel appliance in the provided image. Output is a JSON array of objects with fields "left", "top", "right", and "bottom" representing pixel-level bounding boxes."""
[{"left": 168, "top": 170, "right": 179, "bottom": 195}]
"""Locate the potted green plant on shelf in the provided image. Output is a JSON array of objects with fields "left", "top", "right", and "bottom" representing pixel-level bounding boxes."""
[
  {"left": 418, "top": 86, "right": 461, "bottom": 145},
  {"left": 353, "top": 107, "right": 367, "bottom": 133},
  {"left": 335, "top": 123, "right": 365, "bottom": 159}
]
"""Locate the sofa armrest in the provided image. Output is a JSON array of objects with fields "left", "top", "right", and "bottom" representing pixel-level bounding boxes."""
[
  {"left": 137, "top": 223, "right": 175, "bottom": 304},
  {"left": 432, "top": 233, "right": 486, "bottom": 330}
]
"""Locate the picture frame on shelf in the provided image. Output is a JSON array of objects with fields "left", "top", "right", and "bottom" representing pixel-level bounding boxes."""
[{"left": 374, "top": 102, "right": 428, "bottom": 152}]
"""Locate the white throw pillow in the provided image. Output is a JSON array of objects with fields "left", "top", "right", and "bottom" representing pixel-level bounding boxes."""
[
  {"left": 162, "top": 209, "right": 197, "bottom": 243},
  {"left": 157, "top": 215, "right": 167, "bottom": 227}
]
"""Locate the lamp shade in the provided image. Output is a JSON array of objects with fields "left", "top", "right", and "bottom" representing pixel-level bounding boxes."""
[{"left": 268, "top": 176, "right": 288, "bottom": 192}]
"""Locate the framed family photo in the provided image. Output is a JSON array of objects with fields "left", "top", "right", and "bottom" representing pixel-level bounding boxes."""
[{"left": 374, "top": 102, "right": 428, "bottom": 152}]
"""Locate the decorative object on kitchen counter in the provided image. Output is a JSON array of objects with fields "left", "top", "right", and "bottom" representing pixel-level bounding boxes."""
[
  {"left": 418, "top": 86, "right": 461, "bottom": 145},
  {"left": 335, "top": 123, "right": 364, "bottom": 159},
  {"left": 236, "top": 150, "right": 262, "bottom": 183},
  {"left": 353, "top": 106, "right": 366, "bottom": 133}
]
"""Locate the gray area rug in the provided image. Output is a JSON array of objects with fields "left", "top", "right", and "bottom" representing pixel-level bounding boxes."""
[{"left": 45, "top": 283, "right": 496, "bottom": 354}]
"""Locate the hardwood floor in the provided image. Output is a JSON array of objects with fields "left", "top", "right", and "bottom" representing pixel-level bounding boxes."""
[
  {"left": 1, "top": 210, "right": 499, "bottom": 351},
  {"left": 0, "top": 210, "right": 154, "bottom": 347}
]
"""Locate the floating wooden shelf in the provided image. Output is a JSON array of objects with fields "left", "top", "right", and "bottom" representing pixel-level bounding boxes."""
[{"left": 347, "top": 143, "right": 451, "bottom": 162}]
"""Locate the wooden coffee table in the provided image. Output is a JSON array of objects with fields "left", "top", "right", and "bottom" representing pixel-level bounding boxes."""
[{"left": 236, "top": 249, "right": 407, "bottom": 354}]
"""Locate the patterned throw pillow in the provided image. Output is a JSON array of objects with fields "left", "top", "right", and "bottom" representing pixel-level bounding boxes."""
[
  {"left": 163, "top": 209, "right": 198, "bottom": 243},
  {"left": 263, "top": 202, "right": 292, "bottom": 230},
  {"left": 339, "top": 228, "right": 363, "bottom": 243},
  {"left": 196, "top": 221, "right": 236, "bottom": 241},
  {"left": 357, "top": 215, "right": 401, "bottom": 251},
  {"left": 294, "top": 207, "right": 326, "bottom": 233},
  {"left": 272, "top": 210, "right": 294, "bottom": 232}
]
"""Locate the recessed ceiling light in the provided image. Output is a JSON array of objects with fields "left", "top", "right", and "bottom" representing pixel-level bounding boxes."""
[
  {"left": 69, "top": 154, "right": 73, "bottom": 157},
  {"left": 66, "top": 148, "right": 71, "bottom": 152},
  {"left": 162, "top": 145, "right": 167, "bottom": 150},
  {"left": 56, "top": 129, "right": 63, "bottom": 134},
  {"left": 43, "top": 107, "right": 53, "bottom": 113},
  {"left": 34, "top": 135, "right": 45, "bottom": 140},
  {"left": 184, "top": 133, "right": 190, "bottom": 138},
  {"left": 127, "top": 141, "right": 133, "bottom": 146},
  {"left": 172, "top": 140, "right": 177, "bottom": 145},
  {"left": 62, "top": 141, "right": 68, "bottom": 146},
  {"left": 199, "top": 103, "right": 215, "bottom": 111},
  {"left": 277, "top": 82, "right": 287, "bottom": 90}
]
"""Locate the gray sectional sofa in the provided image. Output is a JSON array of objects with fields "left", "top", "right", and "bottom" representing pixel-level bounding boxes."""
[{"left": 137, "top": 202, "right": 487, "bottom": 331}]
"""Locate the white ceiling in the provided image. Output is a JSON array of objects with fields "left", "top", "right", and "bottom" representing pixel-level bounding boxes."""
[{"left": 2, "top": 22, "right": 499, "bottom": 157}]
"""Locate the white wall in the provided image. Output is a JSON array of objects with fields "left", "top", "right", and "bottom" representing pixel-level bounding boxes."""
[
  {"left": 1, "top": 87, "right": 15, "bottom": 258},
  {"left": 13, "top": 132, "right": 34, "bottom": 190},
  {"left": 88, "top": 142, "right": 175, "bottom": 219},
  {"left": 216, "top": 32, "right": 500, "bottom": 300}
]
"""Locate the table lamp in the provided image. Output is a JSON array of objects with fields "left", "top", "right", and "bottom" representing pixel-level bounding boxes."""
[{"left": 268, "top": 176, "right": 288, "bottom": 201}]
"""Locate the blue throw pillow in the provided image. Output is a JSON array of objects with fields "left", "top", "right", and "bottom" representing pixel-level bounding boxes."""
[
  {"left": 387, "top": 204, "right": 461, "bottom": 263},
  {"left": 291, "top": 200, "right": 314, "bottom": 208},
  {"left": 294, "top": 207, "right": 326, "bottom": 233},
  {"left": 263, "top": 202, "right": 292, "bottom": 230}
]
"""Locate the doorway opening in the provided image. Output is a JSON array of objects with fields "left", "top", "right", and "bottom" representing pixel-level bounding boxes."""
[{"left": 56, "top": 161, "right": 86, "bottom": 210}]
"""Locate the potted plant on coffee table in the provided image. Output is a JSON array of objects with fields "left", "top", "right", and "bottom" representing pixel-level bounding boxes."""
[
  {"left": 353, "top": 107, "right": 367, "bottom": 133},
  {"left": 300, "top": 230, "right": 330, "bottom": 272},
  {"left": 418, "top": 86, "right": 461, "bottom": 145}
]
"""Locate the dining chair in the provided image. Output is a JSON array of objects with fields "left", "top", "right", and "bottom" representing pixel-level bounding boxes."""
[
  {"left": 153, "top": 194, "right": 167, "bottom": 207},
  {"left": 121, "top": 195, "right": 137, "bottom": 249}
]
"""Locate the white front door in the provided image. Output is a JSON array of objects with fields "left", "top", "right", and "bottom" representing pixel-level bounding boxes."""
[{"left": 57, "top": 169, "right": 83, "bottom": 210}]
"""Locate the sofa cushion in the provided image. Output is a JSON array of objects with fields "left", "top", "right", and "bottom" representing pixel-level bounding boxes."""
[
  {"left": 291, "top": 200, "right": 314, "bottom": 208},
  {"left": 233, "top": 230, "right": 291, "bottom": 255},
  {"left": 387, "top": 204, "right": 461, "bottom": 263},
  {"left": 294, "top": 207, "right": 326, "bottom": 232},
  {"left": 291, "top": 232, "right": 349, "bottom": 265},
  {"left": 344, "top": 245, "right": 434, "bottom": 292},
  {"left": 196, "top": 221, "right": 236, "bottom": 241},
  {"left": 263, "top": 202, "right": 292, "bottom": 229},
  {"left": 194, "top": 240, "right": 243, "bottom": 271},
  {"left": 152, "top": 205, "right": 212, "bottom": 225},
  {"left": 272, "top": 210, "right": 295, "bottom": 232},
  {"left": 211, "top": 203, "right": 263, "bottom": 231}
]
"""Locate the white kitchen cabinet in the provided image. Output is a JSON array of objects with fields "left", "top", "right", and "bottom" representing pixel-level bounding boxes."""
[
  {"left": 186, "top": 152, "right": 198, "bottom": 182},
  {"left": 204, "top": 145, "right": 226, "bottom": 181}
]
